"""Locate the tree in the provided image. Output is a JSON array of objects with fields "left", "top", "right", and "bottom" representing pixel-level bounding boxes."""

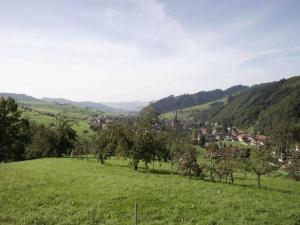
[
  {"left": 94, "top": 130, "right": 111, "bottom": 164},
  {"left": 123, "top": 102, "right": 162, "bottom": 170},
  {"left": 250, "top": 147, "right": 278, "bottom": 188},
  {"left": 199, "top": 135, "right": 206, "bottom": 147},
  {"left": 205, "top": 143, "right": 219, "bottom": 181},
  {"left": 25, "top": 123, "right": 57, "bottom": 158},
  {"left": 286, "top": 148, "right": 300, "bottom": 180},
  {"left": 54, "top": 112, "right": 77, "bottom": 156},
  {"left": 238, "top": 148, "right": 251, "bottom": 177},
  {"left": 177, "top": 144, "right": 200, "bottom": 178},
  {"left": 0, "top": 97, "right": 31, "bottom": 161}
]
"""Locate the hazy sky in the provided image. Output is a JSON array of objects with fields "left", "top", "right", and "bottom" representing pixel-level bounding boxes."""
[{"left": 0, "top": 0, "right": 299, "bottom": 102}]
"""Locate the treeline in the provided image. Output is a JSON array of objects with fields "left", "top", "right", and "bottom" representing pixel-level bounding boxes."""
[
  {"left": 1, "top": 98, "right": 299, "bottom": 186},
  {"left": 0, "top": 97, "right": 77, "bottom": 161},
  {"left": 153, "top": 85, "right": 248, "bottom": 114}
]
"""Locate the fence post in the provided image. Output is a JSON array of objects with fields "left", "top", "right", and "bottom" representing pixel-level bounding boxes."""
[{"left": 135, "top": 203, "right": 138, "bottom": 225}]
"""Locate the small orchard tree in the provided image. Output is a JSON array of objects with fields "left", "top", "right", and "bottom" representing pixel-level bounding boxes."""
[
  {"left": 238, "top": 148, "right": 251, "bottom": 177},
  {"left": 177, "top": 144, "right": 200, "bottom": 178},
  {"left": 206, "top": 143, "right": 219, "bottom": 181},
  {"left": 250, "top": 147, "right": 278, "bottom": 188},
  {"left": 94, "top": 130, "right": 111, "bottom": 164},
  {"left": 286, "top": 148, "right": 300, "bottom": 180}
]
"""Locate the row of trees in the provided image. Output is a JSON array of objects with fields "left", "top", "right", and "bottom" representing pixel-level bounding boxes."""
[
  {"left": 1, "top": 98, "right": 299, "bottom": 187},
  {"left": 205, "top": 143, "right": 278, "bottom": 188},
  {"left": 0, "top": 97, "right": 77, "bottom": 161}
]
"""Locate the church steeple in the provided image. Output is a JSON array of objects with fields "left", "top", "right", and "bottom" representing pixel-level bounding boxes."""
[{"left": 171, "top": 111, "right": 180, "bottom": 129}]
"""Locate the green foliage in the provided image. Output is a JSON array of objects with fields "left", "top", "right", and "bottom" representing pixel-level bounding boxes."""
[
  {"left": 93, "top": 129, "right": 115, "bottom": 164},
  {"left": 205, "top": 144, "right": 239, "bottom": 183},
  {"left": 26, "top": 112, "right": 77, "bottom": 158},
  {"left": 0, "top": 97, "right": 31, "bottom": 161},
  {"left": 250, "top": 147, "right": 279, "bottom": 188},
  {"left": 177, "top": 144, "right": 201, "bottom": 178}
]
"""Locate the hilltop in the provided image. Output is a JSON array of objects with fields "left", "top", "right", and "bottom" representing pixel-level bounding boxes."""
[
  {"left": 154, "top": 85, "right": 248, "bottom": 114},
  {"left": 158, "top": 76, "right": 300, "bottom": 134}
]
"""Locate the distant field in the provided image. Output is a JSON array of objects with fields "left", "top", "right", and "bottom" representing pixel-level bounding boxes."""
[
  {"left": 217, "top": 141, "right": 257, "bottom": 150},
  {"left": 0, "top": 158, "right": 299, "bottom": 225},
  {"left": 20, "top": 101, "right": 100, "bottom": 137},
  {"left": 161, "top": 98, "right": 227, "bottom": 120}
]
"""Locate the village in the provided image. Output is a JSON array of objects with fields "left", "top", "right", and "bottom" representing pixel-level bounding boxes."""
[{"left": 89, "top": 111, "right": 268, "bottom": 148}]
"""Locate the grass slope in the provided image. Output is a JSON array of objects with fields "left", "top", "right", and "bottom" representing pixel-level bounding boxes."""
[
  {"left": 1, "top": 158, "right": 299, "bottom": 225},
  {"left": 20, "top": 101, "right": 104, "bottom": 137},
  {"left": 161, "top": 98, "right": 227, "bottom": 121}
]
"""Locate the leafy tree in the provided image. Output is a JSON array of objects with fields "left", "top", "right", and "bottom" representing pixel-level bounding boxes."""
[
  {"left": 205, "top": 143, "right": 219, "bottom": 181},
  {"left": 238, "top": 148, "right": 251, "bottom": 177},
  {"left": 94, "top": 130, "right": 111, "bottom": 164},
  {"left": 250, "top": 147, "right": 278, "bottom": 188},
  {"left": 177, "top": 144, "right": 200, "bottom": 178},
  {"left": 54, "top": 112, "right": 77, "bottom": 156},
  {"left": 0, "top": 97, "right": 31, "bottom": 161},
  {"left": 25, "top": 123, "right": 57, "bottom": 158},
  {"left": 286, "top": 148, "right": 300, "bottom": 180}
]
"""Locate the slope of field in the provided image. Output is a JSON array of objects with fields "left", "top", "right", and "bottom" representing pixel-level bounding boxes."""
[
  {"left": 0, "top": 158, "right": 299, "bottom": 225},
  {"left": 20, "top": 101, "right": 103, "bottom": 137},
  {"left": 161, "top": 98, "right": 227, "bottom": 121}
]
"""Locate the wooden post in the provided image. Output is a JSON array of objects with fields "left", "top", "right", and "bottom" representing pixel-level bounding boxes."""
[{"left": 135, "top": 203, "right": 138, "bottom": 225}]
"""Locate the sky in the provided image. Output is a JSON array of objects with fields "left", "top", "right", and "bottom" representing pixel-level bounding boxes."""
[{"left": 0, "top": 0, "right": 299, "bottom": 102}]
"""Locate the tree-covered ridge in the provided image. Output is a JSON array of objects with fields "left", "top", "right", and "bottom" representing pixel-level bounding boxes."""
[
  {"left": 153, "top": 85, "right": 249, "bottom": 114},
  {"left": 214, "top": 76, "right": 300, "bottom": 132}
]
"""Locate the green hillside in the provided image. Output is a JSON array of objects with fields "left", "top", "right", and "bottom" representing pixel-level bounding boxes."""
[
  {"left": 214, "top": 76, "right": 300, "bottom": 130},
  {"left": 0, "top": 158, "right": 299, "bottom": 225},
  {"left": 154, "top": 85, "right": 248, "bottom": 114},
  {"left": 19, "top": 100, "right": 104, "bottom": 137},
  {"left": 161, "top": 98, "right": 227, "bottom": 120}
]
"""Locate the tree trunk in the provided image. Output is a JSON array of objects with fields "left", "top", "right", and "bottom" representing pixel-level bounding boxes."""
[
  {"left": 230, "top": 172, "right": 234, "bottom": 184},
  {"left": 134, "top": 164, "right": 138, "bottom": 170},
  {"left": 210, "top": 157, "right": 213, "bottom": 182},
  {"left": 100, "top": 155, "right": 104, "bottom": 164},
  {"left": 257, "top": 173, "right": 261, "bottom": 188}
]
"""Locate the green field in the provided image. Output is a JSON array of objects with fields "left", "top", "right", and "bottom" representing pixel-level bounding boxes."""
[
  {"left": 1, "top": 158, "right": 299, "bottom": 225},
  {"left": 161, "top": 98, "right": 227, "bottom": 121},
  {"left": 20, "top": 101, "right": 104, "bottom": 137}
]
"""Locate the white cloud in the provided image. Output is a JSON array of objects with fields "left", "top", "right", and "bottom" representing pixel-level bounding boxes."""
[{"left": 0, "top": 0, "right": 299, "bottom": 101}]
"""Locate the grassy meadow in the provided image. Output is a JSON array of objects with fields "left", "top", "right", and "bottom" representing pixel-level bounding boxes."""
[
  {"left": 1, "top": 157, "right": 299, "bottom": 225},
  {"left": 20, "top": 101, "right": 102, "bottom": 137}
]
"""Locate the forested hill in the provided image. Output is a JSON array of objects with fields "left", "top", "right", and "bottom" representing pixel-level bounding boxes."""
[
  {"left": 153, "top": 85, "right": 249, "bottom": 114},
  {"left": 0, "top": 93, "right": 41, "bottom": 102},
  {"left": 214, "top": 76, "right": 300, "bottom": 131}
]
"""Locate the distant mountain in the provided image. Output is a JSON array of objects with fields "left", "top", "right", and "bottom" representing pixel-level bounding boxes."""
[
  {"left": 153, "top": 85, "right": 249, "bottom": 114},
  {"left": 101, "top": 102, "right": 149, "bottom": 111},
  {"left": 42, "top": 97, "right": 124, "bottom": 113},
  {"left": 0, "top": 93, "right": 41, "bottom": 102}
]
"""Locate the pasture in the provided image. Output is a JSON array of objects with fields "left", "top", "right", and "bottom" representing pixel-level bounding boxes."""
[{"left": 0, "top": 158, "right": 299, "bottom": 225}]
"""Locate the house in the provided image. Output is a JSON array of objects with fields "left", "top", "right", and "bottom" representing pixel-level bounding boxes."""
[{"left": 257, "top": 135, "right": 267, "bottom": 146}]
